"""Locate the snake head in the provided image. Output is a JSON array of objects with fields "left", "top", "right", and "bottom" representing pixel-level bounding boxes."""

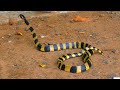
[
  {"left": 19, "top": 14, "right": 26, "bottom": 19},
  {"left": 19, "top": 14, "right": 29, "bottom": 25}
]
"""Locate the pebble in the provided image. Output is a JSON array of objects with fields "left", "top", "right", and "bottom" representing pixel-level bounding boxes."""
[
  {"left": 8, "top": 34, "right": 12, "bottom": 37},
  {"left": 8, "top": 40, "right": 12, "bottom": 43},
  {"left": 102, "top": 60, "right": 108, "bottom": 64},
  {"left": 89, "top": 35, "right": 92, "bottom": 37},
  {"left": 98, "top": 71, "right": 101, "bottom": 74},
  {"left": 89, "top": 32, "right": 98, "bottom": 37},
  {"left": 111, "top": 49, "right": 119, "bottom": 54},
  {"left": 13, "top": 64, "right": 17, "bottom": 67},
  {"left": 1, "top": 37, "right": 4, "bottom": 39},
  {"left": 41, "top": 35, "right": 47, "bottom": 38},
  {"left": 12, "top": 64, "right": 20, "bottom": 69},
  {"left": 107, "top": 55, "right": 110, "bottom": 58},
  {"left": 79, "top": 32, "right": 85, "bottom": 34}
]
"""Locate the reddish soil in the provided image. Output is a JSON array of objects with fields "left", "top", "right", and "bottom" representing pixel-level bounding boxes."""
[{"left": 0, "top": 11, "right": 120, "bottom": 79}]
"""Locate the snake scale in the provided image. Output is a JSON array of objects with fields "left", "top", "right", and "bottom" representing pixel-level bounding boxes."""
[{"left": 19, "top": 14, "right": 103, "bottom": 73}]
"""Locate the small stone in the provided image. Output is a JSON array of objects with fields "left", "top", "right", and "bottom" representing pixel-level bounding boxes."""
[
  {"left": 13, "top": 64, "right": 17, "bottom": 67},
  {"left": 111, "top": 49, "right": 119, "bottom": 54},
  {"left": 89, "top": 33, "right": 98, "bottom": 38},
  {"left": 12, "top": 64, "right": 20, "bottom": 69},
  {"left": 102, "top": 60, "right": 108, "bottom": 64},
  {"left": 79, "top": 32, "right": 85, "bottom": 34},
  {"left": 89, "top": 35, "right": 92, "bottom": 37},
  {"left": 1, "top": 37, "right": 4, "bottom": 39},
  {"left": 107, "top": 55, "right": 110, "bottom": 58},
  {"left": 8, "top": 34, "right": 11, "bottom": 36},
  {"left": 41, "top": 35, "right": 47, "bottom": 38},
  {"left": 97, "top": 71, "right": 101, "bottom": 74},
  {"left": 8, "top": 34, "right": 12, "bottom": 37},
  {"left": 8, "top": 40, "right": 12, "bottom": 43}
]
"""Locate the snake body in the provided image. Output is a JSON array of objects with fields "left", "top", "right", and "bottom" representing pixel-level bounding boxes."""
[{"left": 19, "top": 14, "right": 103, "bottom": 73}]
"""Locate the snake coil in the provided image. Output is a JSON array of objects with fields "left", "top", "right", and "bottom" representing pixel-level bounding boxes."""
[{"left": 19, "top": 14, "right": 103, "bottom": 73}]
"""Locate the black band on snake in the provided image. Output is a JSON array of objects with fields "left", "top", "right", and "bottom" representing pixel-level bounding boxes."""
[{"left": 19, "top": 14, "right": 103, "bottom": 73}]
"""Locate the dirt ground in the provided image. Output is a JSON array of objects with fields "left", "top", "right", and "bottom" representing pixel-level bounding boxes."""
[{"left": 0, "top": 11, "right": 120, "bottom": 79}]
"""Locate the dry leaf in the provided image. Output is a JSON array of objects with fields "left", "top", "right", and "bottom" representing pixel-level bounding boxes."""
[
  {"left": 39, "top": 64, "right": 47, "bottom": 68},
  {"left": 73, "top": 16, "right": 92, "bottom": 22},
  {"left": 15, "top": 32, "right": 23, "bottom": 36},
  {"left": 79, "top": 32, "right": 85, "bottom": 34},
  {"left": 39, "top": 61, "right": 48, "bottom": 68}
]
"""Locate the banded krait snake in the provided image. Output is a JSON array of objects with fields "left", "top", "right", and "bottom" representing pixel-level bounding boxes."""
[{"left": 19, "top": 14, "right": 103, "bottom": 73}]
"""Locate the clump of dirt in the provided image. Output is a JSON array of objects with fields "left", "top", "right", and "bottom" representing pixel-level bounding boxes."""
[{"left": 0, "top": 11, "right": 120, "bottom": 79}]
